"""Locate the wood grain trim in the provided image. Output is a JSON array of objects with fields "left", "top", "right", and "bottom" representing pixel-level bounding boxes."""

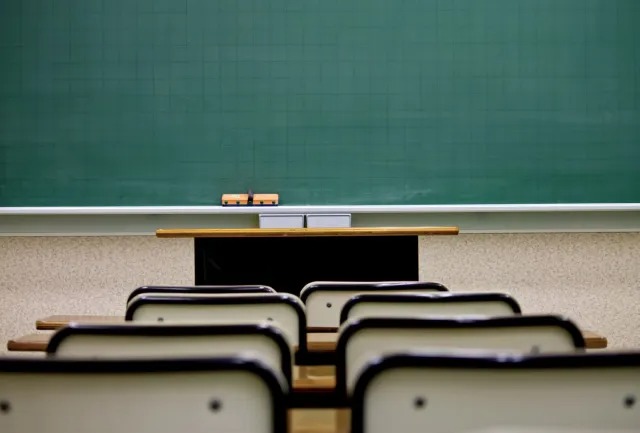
[
  {"left": 35, "top": 316, "right": 335, "bottom": 331},
  {"left": 306, "top": 326, "right": 339, "bottom": 333},
  {"left": 11, "top": 334, "right": 338, "bottom": 353},
  {"left": 292, "top": 376, "right": 336, "bottom": 391},
  {"left": 581, "top": 330, "right": 608, "bottom": 349},
  {"left": 155, "top": 226, "right": 460, "bottom": 238},
  {"left": 13, "top": 329, "right": 608, "bottom": 353},
  {"left": 7, "top": 333, "right": 51, "bottom": 352},
  {"left": 35, "top": 315, "right": 124, "bottom": 330},
  {"left": 32, "top": 315, "right": 609, "bottom": 350}
]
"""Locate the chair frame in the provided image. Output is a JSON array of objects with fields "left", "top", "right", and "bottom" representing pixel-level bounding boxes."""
[
  {"left": 0, "top": 356, "right": 288, "bottom": 433},
  {"left": 125, "top": 294, "right": 309, "bottom": 354},
  {"left": 46, "top": 322, "right": 293, "bottom": 386},
  {"left": 339, "top": 292, "right": 522, "bottom": 324},
  {"left": 300, "top": 281, "right": 449, "bottom": 304},
  {"left": 301, "top": 282, "right": 449, "bottom": 332},
  {"left": 126, "top": 285, "right": 275, "bottom": 304},
  {"left": 336, "top": 315, "right": 585, "bottom": 397},
  {"left": 351, "top": 351, "right": 640, "bottom": 433}
]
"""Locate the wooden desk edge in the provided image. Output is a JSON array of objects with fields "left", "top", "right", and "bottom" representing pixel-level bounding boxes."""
[
  {"left": 35, "top": 320, "right": 65, "bottom": 331},
  {"left": 33, "top": 316, "right": 609, "bottom": 350},
  {"left": 291, "top": 377, "right": 336, "bottom": 391},
  {"left": 156, "top": 226, "right": 460, "bottom": 238},
  {"left": 582, "top": 330, "right": 608, "bottom": 349},
  {"left": 307, "top": 326, "right": 339, "bottom": 333},
  {"left": 36, "top": 315, "right": 124, "bottom": 330},
  {"left": 15, "top": 332, "right": 608, "bottom": 353},
  {"left": 7, "top": 333, "right": 51, "bottom": 352}
]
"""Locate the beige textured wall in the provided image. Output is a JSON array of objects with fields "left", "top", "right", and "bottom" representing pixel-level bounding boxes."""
[
  {"left": 420, "top": 233, "right": 640, "bottom": 349},
  {"left": 0, "top": 236, "right": 193, "bottom": 355},
  {"left": 1, "top": 233, "right": 638, "bottom": 354}
]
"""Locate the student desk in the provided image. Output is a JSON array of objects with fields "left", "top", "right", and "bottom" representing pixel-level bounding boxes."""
[
  {"left": 6, "top": 332, "right": 337, "bottom": 396},
  {"left": 36, "top": 315, "right": 124, "bottom": 330},
  {"left": 8, "top": 331, "right": 339, "bottom": 352},
  {"left": 11, "top": 325, "right": 610, "bottom": 353},
  {"left": 289, "top": 408, "right": 349, "bottom": 433},
  {"left": 5, "top": 327, "right": 610, "bottom": 411}
]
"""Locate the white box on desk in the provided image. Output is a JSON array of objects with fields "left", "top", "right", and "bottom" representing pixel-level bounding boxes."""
[
  {"left": 259, "top": 214, "right": 305, "bottom": 229},
  {"left": 305, "top": 214, "right": 352, "bottom": 228}
]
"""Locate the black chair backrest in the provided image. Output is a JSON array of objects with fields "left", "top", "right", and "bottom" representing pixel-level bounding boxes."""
[
  {"left": 0, "top": 356, "right": 288, "bottom": 433},
  {"left": 300, "top": 281, "right": 449, "bottom": 304},
  {"left": 335, "top": 314, "right": 586, "bottom": 396},
  {"left": 46, "top": 322, "right": 293, "bottom": 386},
  {"left": 125, "top": 293, "right": 307, "bottom": 353},
  {"left": 126, "top": 285, "right": 275, "bottom": 305},
  {"left": 340, "top": 292, "right": 522, "bottom": 324},
  {"left": 351, "top": 351, "right": 640, "bottom": 433}
]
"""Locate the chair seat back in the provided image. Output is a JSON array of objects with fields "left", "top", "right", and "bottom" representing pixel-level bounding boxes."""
[
  {"left": 0, "top": 357, "right": 287, "bottom": 433},
  {"left": 351, "top": 352, "right": 640, "bottom": 433},
  {"left": 46, "top": 322, "right": 292, "bottom": 385},
  {"left": 340, "top": 292, "right": 522, "bottom": 324},
  {"left": 126, "top": 285, "right": 275, "bottom": 308},
  {"left": 337, "top": 315, "right": 585, "bottom": 394},
  {"left": 300, "top": 281, "right": 448, "bottom": 329},
  {"left": 125, "top": 293, "right": 306, "bottom": 351}
]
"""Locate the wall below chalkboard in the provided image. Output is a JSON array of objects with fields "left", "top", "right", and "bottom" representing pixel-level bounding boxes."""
[
  {"left": 1, "top": 204, "right": 639, "bottom": 235},
  {"left": 1, "top": 0, "right": 639, "bottom": 206},
  {"left": 1, "top": 232, "right": 639, "bottom": 352}
]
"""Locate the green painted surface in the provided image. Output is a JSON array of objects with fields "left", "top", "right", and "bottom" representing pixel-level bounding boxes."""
[{"left": 1, "top": 0, "right": 639, "bottom": 206}]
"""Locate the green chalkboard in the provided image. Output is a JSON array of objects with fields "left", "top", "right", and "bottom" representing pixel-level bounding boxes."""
[{"left": 1, "top": 0, "right": 639, "bottom": 206}]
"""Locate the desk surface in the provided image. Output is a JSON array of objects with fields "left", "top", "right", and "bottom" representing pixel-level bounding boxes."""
[
  {"left": 25, "top": 316, "right": 610, "bottom": 350},
  {"left": 36, "top": 315, "right": 124, "bottom": 330},
  {"left": 8, "top": 332, "right": 338, "bottom": 353},
  {"left": 290, "top": 408, "right": 349, "bottom": 433},
  {"left": 155, "top": 226, "right": 460, "bottom": 238},
  {"left": 6, "top": 333, "right": 50, "bottom": 351}
]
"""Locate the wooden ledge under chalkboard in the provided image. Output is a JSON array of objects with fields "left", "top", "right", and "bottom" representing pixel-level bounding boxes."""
[{"left": 155, "top": 227, "right": 459, "bottom": 238}]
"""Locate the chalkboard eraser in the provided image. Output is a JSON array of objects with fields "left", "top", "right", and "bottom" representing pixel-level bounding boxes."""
[
  {"left": 253, "top": 194, "right": 279, "bottom": 206},
  {"left": 221, "top": 193, "right": 279, "bottom": 206},
  {"left": 221, "top": 194, "right": 248, "bottom": 206}
]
